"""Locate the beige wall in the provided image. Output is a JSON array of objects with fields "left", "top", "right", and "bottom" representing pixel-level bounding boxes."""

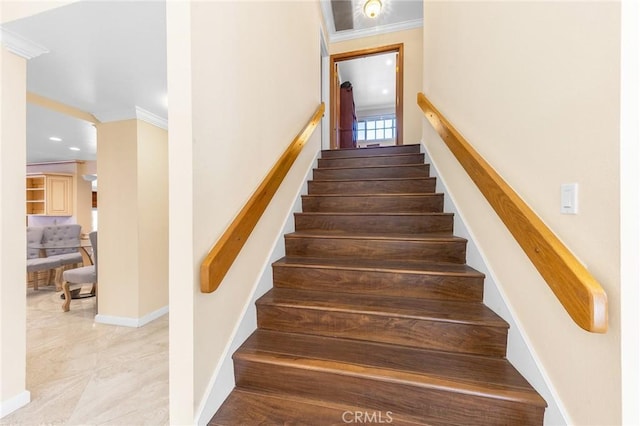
[
  {"left": 166, "top": 1, "right": 323, "bottom": 422},
  {"left": 97, "top": 119, "right": 168, "bottom": 322},
  {"left": 423, "top": 2, "right": 621, "bottom": 424},
  {"left": 330, "top": 28, "right": 423, "bottom": 145},
  {"left": 136, "top": 121, "right": 168, "bottom": 316},
  {"left": 76, "top": 161, "right": 95, "bottom": 232},
  {"left": 97, "top": 120, "right": 140, "bottom": 318},
  {"left": 0, "top": 46, "right": 29, "bottom": 415}
]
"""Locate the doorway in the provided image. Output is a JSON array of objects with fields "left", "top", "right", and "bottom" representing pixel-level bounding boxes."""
[{"left": 329, "top": 43, "right": 404, "bottom": 150}]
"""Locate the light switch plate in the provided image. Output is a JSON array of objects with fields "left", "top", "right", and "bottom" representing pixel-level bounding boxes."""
[{"left": 561, "top": 183, "right": 578, "bottom": 214}]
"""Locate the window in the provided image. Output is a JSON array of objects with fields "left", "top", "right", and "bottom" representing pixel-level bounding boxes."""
[{"left": 357, "top": 116, "right": 396, "bottom": 142}]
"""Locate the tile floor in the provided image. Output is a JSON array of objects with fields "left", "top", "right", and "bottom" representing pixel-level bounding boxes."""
[{"left": 1, "top": 286, "right": 169, "bottom": 426}]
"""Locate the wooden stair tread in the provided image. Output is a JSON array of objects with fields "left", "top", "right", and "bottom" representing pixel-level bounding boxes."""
[
  {"left": 315, "top": 163, "right": 427, "bottom": 171},
  {"left": 236, "top": 330, "right": 546, "bottom": 407},
  {"left": 320, "top": 144, "right": 421, "bottom": 156},
  {"left": 211, "top": 389, "right": 425, "bottom": 426},
  {"left": 286, "top": 230, "right": 464, "bottom": 242},
  {"left": 294, "top": 211, "right": 454, "bottom": 217},
  {"left": 318, "top": 153, "right": 425, "bottom": 167},
  {"left": 258, "top": 288, "right": 508, "bottom": 327},
  {"left": 318, "top": 152, "right": 424, "bottom": 161},
  {"left": 311, "top": 176, "right": 435, "bottom": 182},
  {"left": 302, "top": 192, "right": 442, "bottom": 198},
  {"left": 274, "top": 255, "right": 484, "bottom": 277}
]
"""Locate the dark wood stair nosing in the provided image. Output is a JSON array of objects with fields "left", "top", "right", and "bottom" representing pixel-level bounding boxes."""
[
  {"left": 285, "top": 231, "right": 466, "bottom": 243},
  {"left": 314, "top": 163, "right": 429, "bottom": 172},
  {"left": 310, "top": 176, "right": 435, "bottom": 183},
  {"left": 272, "top": 256, "right": 485, "bottom": 278},
  {"left": 233, "top": 350, "right": 545, "bottom": 407}
]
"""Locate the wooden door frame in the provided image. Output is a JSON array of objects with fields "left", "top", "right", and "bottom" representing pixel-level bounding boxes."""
[{"left": 329, "top": 43, "right": 404, "bottom": 150}]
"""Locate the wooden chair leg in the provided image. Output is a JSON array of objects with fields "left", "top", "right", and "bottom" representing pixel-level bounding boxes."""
[
  {"left": 54, "top": 267, "right": 63, "bottom": 291},
  {"left": 62, "top": 281, "right": 71, "bottom": 312}
]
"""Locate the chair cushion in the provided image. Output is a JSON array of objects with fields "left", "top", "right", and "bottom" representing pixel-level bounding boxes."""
[
  {"left": 63, "top": 265, "right": 96, "bottom": 284},
  {"left": 47, "top": 252, "right": 83, "bottom": 266},
  {"left": 27, "top": 257, "right": 62, "bottom": 273}
]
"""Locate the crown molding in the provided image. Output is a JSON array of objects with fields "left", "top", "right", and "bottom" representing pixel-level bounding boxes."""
[
  {"left": 0, "top": 27, "right": 49, "bottom": 59},
  {"left": 328, "top": 18, "right": 423, "bottom": 43},
  {"left": 135, "top": 107, "right": 168, "bottom": 130},
  {"left": 92, "top": 108, "right": 136, "bottom": 124},
  {"left": 93, "top": 106, "right": 167, "bottom": 130}
]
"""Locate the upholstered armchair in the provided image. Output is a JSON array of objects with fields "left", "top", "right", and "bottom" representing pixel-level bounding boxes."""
[
  {"left": 27, "top": 226, "right": 61, "bottom": 290},
  {"left": 42, "top": 224, "right": 84, "bottom": 289},
  {"left": 61, "top": 231, "right": 97, "bottom": 312}
]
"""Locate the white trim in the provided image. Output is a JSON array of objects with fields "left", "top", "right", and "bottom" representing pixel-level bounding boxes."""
[
  {"left": 95, "top": 305, "right": 169, "bottom": 328},
  {"left": 0, "top": 391, "right": 31, "bottom": 418},
  {"left": 620, "top": 0, "right": 640, "bottom": 424},
  {"left": 93, "top": 107, "right": 136, "bottom": 124},
  {"left": 319, "top": 0, "right": 336, "bottom": 42},
  {"left": 135, "top": 106, "right": 169, "bottom": 130},
  {"left": 0, "top": 27, "right": 48, "bottom": 59},
  {"left": 328, "top": 18, "right": 423, "bottom": 43},
  {"left": 93, "top": 106, "right": 168, "bottom": 130}
]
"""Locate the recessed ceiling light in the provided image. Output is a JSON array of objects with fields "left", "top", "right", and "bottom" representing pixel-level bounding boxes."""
[
  {"left": 69, "top": 147, "right": 80, "bottom": 151},
  {"left": 49, "top": 137, "right": 62, "bottom": 141},
  {"left": 382, "top": 89, "right": 389, "bottom": 95}
]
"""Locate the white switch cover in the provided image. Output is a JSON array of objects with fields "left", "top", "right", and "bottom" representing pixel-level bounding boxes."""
[{"left": 561, "top": 183, "right": 578, "bottom": 214}]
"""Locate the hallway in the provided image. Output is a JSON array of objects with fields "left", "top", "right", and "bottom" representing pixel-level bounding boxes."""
[{"left": 1, "top": 288, "right": 168, "bottom": 425}]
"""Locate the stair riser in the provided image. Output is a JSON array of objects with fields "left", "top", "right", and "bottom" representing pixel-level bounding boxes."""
[
  {"left": 317, "top": 154, "right": 424, "bottom": 168},
  {"left": 272, "top": 265, "right": 484, "bottom": 302},
  {"left": 234, "top": 360, "right": 544, "bottom": 426},
  {"left": 294, "top": 213, "right": 453, "bottom": 234},
  {"left": 321, "top": 145, "right": 420, "bottom": 158},
  {"left": 302, "top": 195, "right": 444, "bottom": 213},
  {"left": 257, "top": 305, "right": 507, "bottom": 357},
  {"left": 308, "top": 178, "right": 436, "bottom": 194},
  {"left": 285, "top": 236, "right": 467, "bottom": 264},
  {"left": 313, "top": 164, "right": 429, "bottom": 180}
]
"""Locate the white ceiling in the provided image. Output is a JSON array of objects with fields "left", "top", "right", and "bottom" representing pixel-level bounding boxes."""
[
  {"left": 1, "top": 0, "right": 420, "bottom": 164},
  {"left": 2, "top": 0, "right": 167, "bottom": 163},
  {"left": 321, "top": 0, "right": 423, "bottom": 42},
  {"left": 338, "top": 52, "right": 396, "bottom": 117}
]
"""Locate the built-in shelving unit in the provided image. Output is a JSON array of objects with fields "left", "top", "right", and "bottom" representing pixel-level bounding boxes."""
[
  {"left": 26, "top": 173, "right": 73, "bottom": 216},
  {"left": 26, "top": 175, "right": 46, "bottom": 215}
]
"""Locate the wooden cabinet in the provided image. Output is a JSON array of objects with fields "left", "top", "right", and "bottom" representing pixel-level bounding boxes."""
[
  {"left": 338, "top": 82, "right": 357, "bottom": 149},
  {"left": 26, "top": 174, "right": 73, "bottom": 216}
]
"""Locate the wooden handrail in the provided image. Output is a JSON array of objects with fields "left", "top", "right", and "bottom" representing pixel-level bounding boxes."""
[
  {"left": 200, "top": 103, "right": 325, "bottom": 293},
  {"left": 417, "top": 92, "right": 607, "bottom": 333}
]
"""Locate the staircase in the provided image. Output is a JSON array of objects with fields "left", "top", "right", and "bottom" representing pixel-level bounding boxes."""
[{"left": 210, "top": 144, "right": 547, "bottom": 425}]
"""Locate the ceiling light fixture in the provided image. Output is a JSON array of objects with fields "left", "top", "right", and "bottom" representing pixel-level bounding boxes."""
[
  {"left": 363, "top": 0, "right": 382, "bottom": 19},
  {"left": 49, "top": 136, "right": 62, "bottom": 141},
  {"left": 69, "top": 147, "right": 80, "bottom": 151}
]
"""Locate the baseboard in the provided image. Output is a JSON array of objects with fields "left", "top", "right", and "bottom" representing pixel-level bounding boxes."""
[
  {"left": 0, "top": 390, "right": 30, "bottom": 418},
  {"left": 95, "top": 305, "right": 169, "bottom": 328}
]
